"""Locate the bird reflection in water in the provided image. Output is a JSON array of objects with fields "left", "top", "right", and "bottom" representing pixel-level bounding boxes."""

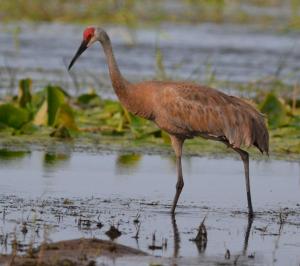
[
  {"left": 243, "top": 216, "right": 254, "bottom": 255},
  {"left": 171, "top": 214, "right": 180, "bottom": 258}
]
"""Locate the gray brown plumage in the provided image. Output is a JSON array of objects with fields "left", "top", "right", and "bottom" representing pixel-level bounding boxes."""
[{"left": 69, "top": 27, "right": 269, "bottom": 217}]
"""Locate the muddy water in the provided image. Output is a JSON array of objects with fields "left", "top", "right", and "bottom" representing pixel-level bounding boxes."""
[
  {"left": 0, "top": 149, "right": 299, "bottom": 265},
  {"left": 1, "top": 23, "right": 300, "bottom": 96}
]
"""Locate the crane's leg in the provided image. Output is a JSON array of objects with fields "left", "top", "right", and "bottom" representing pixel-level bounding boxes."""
[
  {"left": 170, "top": 136, "right": 184, "bottom": 214},
  {"left": 232, "top": 147, "right": 254, "bottom": 218}
]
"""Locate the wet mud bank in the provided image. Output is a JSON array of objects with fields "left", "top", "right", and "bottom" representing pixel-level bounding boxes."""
[{"left": 0, "top": 238, "right": 147, "bottom": 266}]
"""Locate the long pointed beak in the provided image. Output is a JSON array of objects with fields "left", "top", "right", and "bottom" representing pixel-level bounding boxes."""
[{"left": 68, "top": 39, "right": 88, "bottom": 70}]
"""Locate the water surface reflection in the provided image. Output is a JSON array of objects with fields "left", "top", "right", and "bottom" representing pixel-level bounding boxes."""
[
  {"left": 0, "top": 149, "right": 299, "bottom": 265},
  {"left": 0, "top": 149, "right": 299, "bottom": 208}
]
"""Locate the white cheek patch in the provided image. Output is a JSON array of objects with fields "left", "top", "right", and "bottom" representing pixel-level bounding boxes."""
[{"left": 87, "top": 36, "right": 97, "bottom": 47}]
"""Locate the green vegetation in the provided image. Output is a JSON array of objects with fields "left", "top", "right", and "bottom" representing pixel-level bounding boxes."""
[
  {"left": 0, "top": 104, "right": 29, "bottom": 129},
  {"left": 0, "top": 0, "right": 300, "bottom": 29},
  {"left": 0, "top": 78, "right": 299, "bottom": 159}
]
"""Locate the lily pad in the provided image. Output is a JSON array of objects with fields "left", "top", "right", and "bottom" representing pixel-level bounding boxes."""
[
  {"left": 50, "top": 126, "right": 71, "bottom": 139},
  {"left": 33, "top": 100, "right": 48, "bottom": 126},
  {"left": 20, "top": 122, "right": 39, "bottom": 135},
  {"left": 33, "top": 86, "right": 77, "bottom": 130},
  {"left": 18, "top": 78, "right": 32, "bottom": 108},
  {"left": 77, "top": 92, "right": 101, "bottom": 108},
  {"left": 260, "top": 93, "right": 287, "bottom": 128},
  {"left": 0, "top": 104, "right": 29, "bottom": 129},
  {"left": 55, "top": 104, "right": 78, "bottom": 130},
  {"left": 47, "top": 86, "right": 66, "bottom": 126}
]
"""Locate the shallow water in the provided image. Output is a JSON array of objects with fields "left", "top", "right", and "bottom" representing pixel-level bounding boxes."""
[
  {"left": 0, "top": 149, "right": 299, "bottom": 265},
  {"left": 1, "top": 23, "right": 300, "bottom": 97}
]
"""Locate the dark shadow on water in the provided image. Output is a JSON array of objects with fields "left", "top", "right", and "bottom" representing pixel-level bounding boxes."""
[
  {"left": 115, "top": 153, "right": 142, "bottom": 174},
  {"left": 0, "top": 149, "right": 30, "bottom": 165},
  {"left": 0, "top": 149, "right": 29, "bottom": 160},
  {"left": 43, "top": 152, "right": 71, "bottom": 171}
]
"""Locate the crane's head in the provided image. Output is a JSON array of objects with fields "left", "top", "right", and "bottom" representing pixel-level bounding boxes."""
[{"left": 68, "top": 26, "right": 108, "bottom": 70}]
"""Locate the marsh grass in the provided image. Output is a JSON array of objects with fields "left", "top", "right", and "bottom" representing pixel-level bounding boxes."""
[
  {"left": 3, "top": 58, "right": 17, "bottom": 96},
  {"left": 0, "top": 0, "right": 299, "bottom": 29}
]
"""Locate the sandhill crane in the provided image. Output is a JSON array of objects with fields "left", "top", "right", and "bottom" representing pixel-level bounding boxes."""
[{"left": 68, "top": 27, "right": 269, "bottom": 217}]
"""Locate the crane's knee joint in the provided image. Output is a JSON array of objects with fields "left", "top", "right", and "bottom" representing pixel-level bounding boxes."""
[
  {"left": 242, "top": 152, "right": 249, "bottom": 161},
  {"left": 238, "top": 150, "right": 249, "bottom": 161},
  {"left": 176, "top": 179, "right": 184, "bottom": 190}
]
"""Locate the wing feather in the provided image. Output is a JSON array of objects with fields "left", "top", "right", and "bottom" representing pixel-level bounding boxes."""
[{"left": 155, "top": 84, "right": 269, "bottom": 154}]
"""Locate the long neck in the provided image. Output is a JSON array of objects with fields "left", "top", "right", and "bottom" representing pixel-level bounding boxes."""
[{"left": 100, "top": 34, "right": 129, "bottom": 101}]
